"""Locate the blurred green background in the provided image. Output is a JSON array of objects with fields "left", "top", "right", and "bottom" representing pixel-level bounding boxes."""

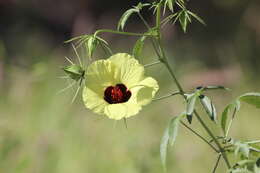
[{"left": 0, "top": 0, "right": 260, "bottom": 172}]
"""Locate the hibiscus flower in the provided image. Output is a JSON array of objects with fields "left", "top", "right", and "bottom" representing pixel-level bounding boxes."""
[{"left": 82, "top": 53, "right": 159, "bottom": 120}]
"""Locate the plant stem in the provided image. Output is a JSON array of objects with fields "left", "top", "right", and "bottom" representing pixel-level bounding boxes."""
[
  {"left": 180, "top": 121, "right": 219, "bottom": 153},
  {"left": 137, "top": 12, "right": 162, "bottom": 61},
  {"left": 153, "top": 2, "right": 231, "bottom": 169},
  {"left": 153, "top": 91, "right": 180, "bottom": 101},
  {"left": 138, "top": 12, "right": 151, "bottom": 30},
  {"left": 194, "top": 111, "right": 231, "bottom": 168},
  {"left": 246, "top": 140, "right": 260, "bottom": 144},
  {"left": 94, "top": 29, "right": 152, "bottom": 37},
  {"left": 212, "top": 154, "right": 222, "bottom": 173},
  {"left": 225, "top": 107, "right": 237, "bottom": 137},
  {"left": 144, "top": 61, "right": 161, "bottom": 68}
]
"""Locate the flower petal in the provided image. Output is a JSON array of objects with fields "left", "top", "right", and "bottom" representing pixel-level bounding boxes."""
[
  {"left": 82, "top": 87, "right": 108, "bottom": 115},
  {"left": 132, "top": 77, "right": 159, "bottom": 106},
  {"left": 104, "top": 104, "right": 127, "bottom": 120},
  {"left": 85, "top": 59, "right": 116, "bottom": 96},
  {"left": 123, "top": 100, "right": 142, "bottom": 118},
  {"left": 109, "top": 53, "right": 145, "bottom": 87}
]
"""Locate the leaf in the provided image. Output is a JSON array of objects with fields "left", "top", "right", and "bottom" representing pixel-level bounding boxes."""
[
  {"left": 256, "top": 158, "right": 260, "bottom": 167},
  {"left": 203, "top": 85, "right": 230, "bottom": 91},
  {"left": 160, "top": 113, "right": 185, "bottom": 172},
  {"left": 235, "top": 141, "right": 250, "bottom": 158},
  {"left": 239, "top": 92, "right": 260, "bottom": 108},
  {"left": 160, "top": 127, "right": 169, "bottom": 172},
  {"left": 199, "top": 95, "right": 217, "bottom": 122},
  {"left": 254, "top": 163, "right": 260, "bottom": 173},
  {"left": 135, "top": 2, "right": 150, "bottom": 11},
  {"left": 169, "top": 113, "right": 185, "bottom": 146},
  {"left": 132, "top": 36, "right": 146, "bottom": 59},
  {"left": 117, "top": 8, "right": 138, "bottom": 31},
  {"left": 187, "top": 10, "right": 206, "bottom": 25},
  {"left": 164, "top": 0, "right": 175, "bottom": 13},
  {"left": 62, "top": 64, "right": 84, "bottom": 81},
  {"left": 240, "top": 144, "right": 250, "bottom": 158},
  {"left": 96, "top": 36, "right": 113, "bottom": 55},
  {"left": 186, "top": 114, "right": 193, "bottom": 124},
  {"left": 221, "top": 100, "right": 240, "bottom": 135},
  {"left": 186, "top": 93, "right": 198, "bottom": 116},
  {"left": 236, "top": 159, "right": 255, "bottom": 166},
  {"left": 179, "top": 11, "right": 188, "bottom": 33},
  {"left": 221, "top": 104, "right": 232, "bottom": 134},
  {"left": 87, "top": 36, "right": 97, "bottom": 58}
]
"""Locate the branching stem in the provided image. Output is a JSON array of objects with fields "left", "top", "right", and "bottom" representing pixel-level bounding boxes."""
[
  {"left": 180, "top": 121, "right": 219, "bottom": 153},
  {"left": 151, "top": 2, "right": 232, "bottom": 169},
  {"left": 144, "top": 61, "right": 161, "bottom": 67},
  {"left": 212, "top": 154, "right": 222, "bottom": 173},
  {"left": 94, "top": 29, "right": 152, "bottom": 37},
  {"left": 152, "top": 91, "right": 180, "bottom": 101}
]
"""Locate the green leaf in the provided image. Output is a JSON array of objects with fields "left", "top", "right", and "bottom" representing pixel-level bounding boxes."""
[
  {"left": 203, "top": 85, "right": 230, "bottom": 91},
  {"left": 160, "top": 113, "right": 185, "bottom": 172},
  {"left": 236, "top": 159, "right": 255, "bottom": 166},
  {"left": 199, "top": 95, "right": 217, "bottom": 122},
  {"left": 221, "top": 100, "right": 240, "bottom": 135},
  {"left": 187, "top": 10, "right": 206, "bottom": 25},
  {"left": 169, "top": 113, "right": 185, "bottom": 146},
  {"left": 186, "top": 93, "right": 198, "bottom": 116},
  {"left": 87, "top": 36, "right": 97, "bottom": 58},
  {"left": 235, "top": 141, "right": 250, "bottom": 158},
  {"left": 239, "top": 93, "right": 260, "bottom": 108},
  {"left": 254, "top": 163, "right": 260, "bottom": 173},
  {"left": 178, "top": 10, "right": 193, "bottom": 33},
  {"left": 163, "top": 0, "right": 175, "bottom": 13},
  {"left": 117, "top": 8, "right": 138, "bottom": 31},
  {"left": 221, "top": 104, "right": 232, "bottom": 134},
  {"left": 160, "top": 127, "right": 169, "bottom": 172},
  {"left": 135, "top": 2, "right": 150, "bottom": 11},
  {"left": 256, "top": 158, "right": 260, "bottom": 167},
  {"left": 96, "top": 36, "right": 113, "bottom": 55},
  {"left": 62, "top": 64, "right": 84, "bottom": 81},
  {"left": 179, "top": 11, "right": 188, "bottom": 33},
  {"left": 132, "top": 36, "right": 146, "bottom": 59}
]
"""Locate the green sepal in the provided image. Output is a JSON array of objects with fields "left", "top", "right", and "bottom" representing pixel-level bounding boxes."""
[{"left": 62, "top": 64, "right": 85, "bottom": 81}]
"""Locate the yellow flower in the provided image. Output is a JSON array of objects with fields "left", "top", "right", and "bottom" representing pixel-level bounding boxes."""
[{"left": 82, "top": 53, "right": 159, "bottom": 120}]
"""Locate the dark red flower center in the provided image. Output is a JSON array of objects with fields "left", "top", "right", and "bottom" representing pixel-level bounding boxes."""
[{"left": 104, "top": 84, "right": 131, "bottom": 104}]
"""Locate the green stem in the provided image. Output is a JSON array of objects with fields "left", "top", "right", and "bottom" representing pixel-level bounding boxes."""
[
  {"left": 154, "top": 2, "right": 231, "bottom": 169},
  {"left": 138, "top": 12, "right": 151, "bottom": 30},
  {"left": 153, "top": 91, "right": 180, "bottom": 101},
  {"left": 212, "top": 154, "right": 222, "bottom": 173},
  {"left": 180, "top": 121, "right": 219, "bottom": 153},
  {"left": 94, "top": 29, "right": 151, "bottom": 37},
  {"left": 246, "top": 140, "right": 260, "bottom": 144},
  {"left": 194, "top": 111, "right": 231, "bottom": 168},
  {"left": 144, "top": 61, "right": 161, "bottom": 68},
  {"left": 137, "top": 12, "right": 162, "bottom": 61},
  {"left": 225, "top": 107, "right": 237, "bottom": 137}
]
